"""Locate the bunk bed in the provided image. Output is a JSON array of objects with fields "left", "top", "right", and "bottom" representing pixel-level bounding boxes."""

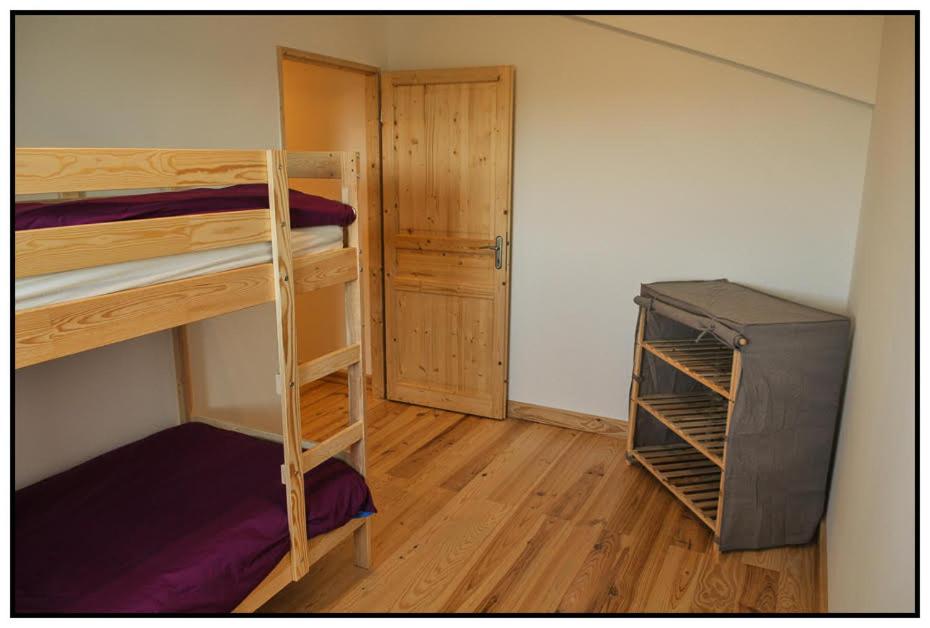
[{"left": 14, "top": 148, "right": 374, "bottom": 613}]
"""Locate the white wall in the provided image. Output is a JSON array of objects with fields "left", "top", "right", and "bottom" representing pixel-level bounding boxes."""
[
  {"left": 385, "top": 15, "right": 873, "bottom": 419},
  {"left": 14, "top": 15, "right": 386, "bottom": 147},
  {"left": 581, "top": 15, "right": 883, "bottom": 103},
  {"left": 13, "top": 14, "right": 388, "bottom": 486},
  {"left": 14, "top": 334, "right": 179, "bottom": 489},
  {"left": 826, "top": 15, "right": 915, "bottom": 613},
  {"left": 15, "top": 14, "right": 884, "bottom": 483}
]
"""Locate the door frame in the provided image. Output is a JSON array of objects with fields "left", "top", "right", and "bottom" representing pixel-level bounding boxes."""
[{"left": 275, "top": 46, "right": 387, "bottom": 399}]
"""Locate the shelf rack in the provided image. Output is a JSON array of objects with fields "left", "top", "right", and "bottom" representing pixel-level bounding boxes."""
[
  {"left": 626, "top": 281, "right": 851, "bottom": 550},
  {"left": 627, "top": 312, "right": 743, "bottom": 536}
]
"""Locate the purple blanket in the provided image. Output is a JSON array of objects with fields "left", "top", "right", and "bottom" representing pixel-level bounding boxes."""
[
  {"left": 15, "top": 184, "right": 356, "bottom": 231},
  {"left": 14, "top": 422, "right": 375, "bottom": 613}
]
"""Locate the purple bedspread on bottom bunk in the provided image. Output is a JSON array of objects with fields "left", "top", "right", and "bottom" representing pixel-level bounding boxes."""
[{"left": 14, "top": 422, "right": 375, "bottom": 614}]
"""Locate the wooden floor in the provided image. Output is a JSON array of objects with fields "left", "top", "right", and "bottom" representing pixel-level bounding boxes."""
[{"left": 261, "top": 379, "right": 820, "bottom": 613}]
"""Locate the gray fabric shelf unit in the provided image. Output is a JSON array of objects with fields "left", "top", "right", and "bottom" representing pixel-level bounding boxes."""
[{"left": 626, "top": 279, "right": 850, "bottom": 551}]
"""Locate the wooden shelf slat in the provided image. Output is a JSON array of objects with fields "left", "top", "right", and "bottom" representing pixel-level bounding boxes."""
[
  {"left": 637, "top": 392, "right": 728, "bottom": 467},
  {"left": 640, "top": 337, "right": 735, "bottom": 399},
  {"left": 630, "top": 443, "right": 721, "bottom": 532}
]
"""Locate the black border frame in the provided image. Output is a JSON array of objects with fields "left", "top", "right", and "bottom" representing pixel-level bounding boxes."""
[{"left": 9, "top": 9, "right": 920, "bottom": 619}]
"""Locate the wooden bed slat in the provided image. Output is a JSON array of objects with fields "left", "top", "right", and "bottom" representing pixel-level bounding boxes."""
[
  {"left": 15, "top": 263, "right": 275, "bottom": 368},
  {"left": 299, "top": 421, "right": 365, "bottom": 474},
  {"left": 15, "top": 209, "right": 272, "bottom": 278},
  {"left": 15, "top": 244, "right": 365, "bottom": 369},
  {"left": 233, "top": 553, "right": 291, "bottom": 613},
  {"left": 308, "top": 516, "right": 366, "bottom": 563},
  {"left": 15, "top": 148, "right": 268, "bottom": 194},
  {"left": 293, "top": 247, "right": 359, "bottom": 293},
  {"left": 192, "top": 415, "right": 316, "bottom": 449},
  {"left": 232, "top": 517, "right": 367, "bottom": 613},
  {"left": 298, "top": 344, "right": 361, "bottom": 387},
  {"left": 286, "top": 151, "right": 342, "bottom": 180}
]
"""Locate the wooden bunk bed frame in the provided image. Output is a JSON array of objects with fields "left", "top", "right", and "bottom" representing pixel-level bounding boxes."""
[{"left": 14, "top": 147, "right": 372, "bottom": 613}]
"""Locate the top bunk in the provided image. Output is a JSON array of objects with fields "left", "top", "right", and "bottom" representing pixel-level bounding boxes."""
[{"left": 14, "top": 148, "right": 361, "bottom": 369}]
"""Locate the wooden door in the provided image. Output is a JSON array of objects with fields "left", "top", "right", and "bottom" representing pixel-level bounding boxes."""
[{"left": 382, "top": 66, "right": 514, "bottom": 418}]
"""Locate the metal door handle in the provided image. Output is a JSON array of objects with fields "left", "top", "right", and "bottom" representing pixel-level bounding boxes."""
[{"left": 480, "top": 236, "right": 504, "bottom": 269}]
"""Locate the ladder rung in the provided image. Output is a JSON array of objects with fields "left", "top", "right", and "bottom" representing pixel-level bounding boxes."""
[
  {"left": 300, "top": 421, "right": 364, "bottom": 473},
  {"left": 298, "top": 343, "right": 361, "bottom": 386}
]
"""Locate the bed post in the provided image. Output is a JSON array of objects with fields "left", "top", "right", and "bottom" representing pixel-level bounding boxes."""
[
  {"left": 341, "top": 151, "right": 372, "bottom": 569},
  {"left": 171, "top": 326, "right": 192, "bottom": 422},
  {"left": 267, "top": 149, "right": 310, "bottom": 580}
]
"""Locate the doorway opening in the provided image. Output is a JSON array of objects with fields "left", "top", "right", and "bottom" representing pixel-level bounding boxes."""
[{"left": 276, "top": 47, "right": 385, "bottom": 398}]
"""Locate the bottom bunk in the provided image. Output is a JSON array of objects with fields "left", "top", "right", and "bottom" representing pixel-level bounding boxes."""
[{"left": 14, "top": 422, "right": 375, "bottom": 614}]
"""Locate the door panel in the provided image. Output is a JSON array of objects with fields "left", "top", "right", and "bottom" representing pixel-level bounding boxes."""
[{"left": 382, "top": 66, "right": 514, "bottom": 418}]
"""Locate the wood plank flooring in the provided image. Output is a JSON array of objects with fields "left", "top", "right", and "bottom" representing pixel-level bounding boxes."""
[{"left": 260, "top": 378, "right": 819, "bottom": 613}]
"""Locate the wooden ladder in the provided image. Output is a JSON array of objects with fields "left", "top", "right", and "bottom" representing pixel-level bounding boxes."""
[{"left": 269, "top": 150, "right": 371, "bottom": 581}]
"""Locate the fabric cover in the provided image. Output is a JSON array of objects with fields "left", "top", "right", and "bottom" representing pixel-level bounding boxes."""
[
  {"left": 14, "top": 184, "right": 356, "bottom": 231},
  {"left": 14, "top": 422, "right": 375, "bottom": 613},
  {"left": 632, "top": 279, "right": 850, "bottom": 551}
]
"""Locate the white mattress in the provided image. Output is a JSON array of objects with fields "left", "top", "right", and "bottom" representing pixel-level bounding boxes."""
[{"left": 16, "top": 225, "right": 344, "bottom": 311}]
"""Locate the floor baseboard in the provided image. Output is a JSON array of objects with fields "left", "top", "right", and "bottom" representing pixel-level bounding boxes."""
[{"left": 508, "top": 400, "right": 627, "bottom": 439}]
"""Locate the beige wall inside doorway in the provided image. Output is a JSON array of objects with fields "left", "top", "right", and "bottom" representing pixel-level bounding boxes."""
[{"left": 280, "top": 57, "right": 372, "bottom": 371}]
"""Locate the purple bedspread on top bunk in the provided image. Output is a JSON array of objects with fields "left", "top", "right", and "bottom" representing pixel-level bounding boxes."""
[
  {"left": 14, "top": 422, "right": 375, "bottom": 614},
  {"left": 14, "top": 184, "right": 356, "bottom": 231}
]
